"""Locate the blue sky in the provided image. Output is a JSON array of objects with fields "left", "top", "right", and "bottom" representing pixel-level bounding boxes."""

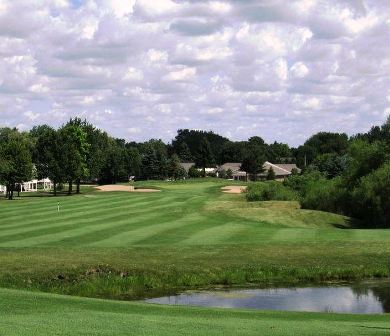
[{"left": 0, "top": 0, "right": 389, "bottom": 145}]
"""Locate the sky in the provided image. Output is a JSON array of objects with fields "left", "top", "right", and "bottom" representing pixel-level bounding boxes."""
[{"left": 0, "top": 0, "right": 389, "bottom": 146}]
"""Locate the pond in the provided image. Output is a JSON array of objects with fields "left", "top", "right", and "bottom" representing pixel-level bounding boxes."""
[{"left": 145, "top": 280, "right": 390, "bottom": 314}]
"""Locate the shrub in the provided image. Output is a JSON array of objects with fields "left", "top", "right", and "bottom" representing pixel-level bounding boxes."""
[
  {"left": 246, "top": 181, "right": 297, "bottom": 202},
  {"left": 188, "top": 166, "right": 201, "bottom": 178},
  {"left": 266, "top": 167, "right": 276, "bottom": 180},
  {"left": 226, "top": 169, "right": 233, "bottom": 179},
  {"left": 300, "top": 177, "right": 347, "bottom": 214},
  {"left": 218, "top": 169, "right": 226, "bottom": 179},
  {"left": 283, "top": 170, "right": 324, "bottom": 197},
  {"left": 351, "top": 163, "right": 390, "bottom": 227}
]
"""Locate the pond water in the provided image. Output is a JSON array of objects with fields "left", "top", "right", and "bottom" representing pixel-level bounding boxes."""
[{"left": 145, "top": 281, "right": 390, "bottom": 314}]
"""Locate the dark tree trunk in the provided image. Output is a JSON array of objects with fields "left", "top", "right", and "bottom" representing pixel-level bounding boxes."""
[
  {"left": 76, "top": 179, "right": 80, "bottom": 194},
  {"left": 53, "top": 180, "right": 57, "bottom": 196},
  {"left": 68, "top": 181, "right": 73, "bottom": 195},
  {"left": 8, "top": 183, "right": 14, "bottom": 200}
]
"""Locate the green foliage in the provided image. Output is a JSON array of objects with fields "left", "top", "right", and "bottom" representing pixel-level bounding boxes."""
[
  {"left": 345, "top": 139, "right": 388, "bottom": 187},
  {"left": 168, "top": 154, "right": 187, "bottom": 180},
  {"left": 246, "top": 181, "right": 297, "bottom": 202},
  {"left": 296, "top": 132, "right": 349, "bottom": 167},
  {"left": 0, "top": 128, "right": 33, "bottom": 199},
  {"left": 58, "top": 121, "right": 89, "bottom": 193},
  {"left": 283, "top": 170, "right": 324, "bottom": 197},
  {"left": 30, "top": 125, "right": 63, "bottom": 195},
  {"left": 172, "top": 129, "right": 228, "bottom": 164},
  {"left": 311, "top": 153, "right": 348, "bottom": 178},
  {"left": 266, "top": 167, "right": 276, "bottom": 180},
  {"left": 177, "top": 142, "right": 192, "bottom": 162},
  {"left": 267, "top": 141, "right": 292, "bottom": 162},
  {"left": 218, "top": 169, "right": 226, "bottom": 179},
  {"left": 226, "top": 168, "right": 233, "bottom": 179},
  {"left": 300, "top": 177, "right": 346, "bottom": 214},
  {"left": 351, "top": 163, "right": 390, "bottom": 227},
  {"left": 140, "top": 139, "right": 168, "bottom": 180},
  {"left": 188, "top": 165, "right": 201, "bottom": 178},
  {"left": 195, "top": 137, "right": 214, "bottom": 176}
]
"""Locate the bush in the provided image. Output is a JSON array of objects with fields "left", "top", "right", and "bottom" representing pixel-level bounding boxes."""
[
  {"left": 226, "top": 169, "right": 233, "bottom": 179},
  {"left": 283, "top": 170, "right": 324, "bottom": 197},
  {"left": 300, "top": 177, "right": 347, "bottom": 214},
  {"left": 188, "top": 166, "right": 201, "bottom": 178},
  {"left": 246, "top": 181, "right": 297, "bottom": 202},
  {"left": 351, "top": 163, "right": 390, "bottom": 227},
  {"left": 218, "top": 169, "right": 227, "bottom": 179}
]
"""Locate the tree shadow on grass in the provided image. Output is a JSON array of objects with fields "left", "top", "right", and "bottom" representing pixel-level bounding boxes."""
[{"left": 332, "top": 217, "right": 362, "bottom": 229}]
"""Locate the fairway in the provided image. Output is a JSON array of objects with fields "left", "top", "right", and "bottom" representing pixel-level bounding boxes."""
[
  {"left": 1, "top": 180, "right": 390, "bottom": 335},
  {"left": 1, "top": 180, "right": 390, "bottom": 248}
]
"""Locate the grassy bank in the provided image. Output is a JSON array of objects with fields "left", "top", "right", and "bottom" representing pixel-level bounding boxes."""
[
  {"left": 0, "top": 179, "right": 390, "bottom": 300},
  {"left": 1, "top": 287, "right": 390, "bottom": 336}
]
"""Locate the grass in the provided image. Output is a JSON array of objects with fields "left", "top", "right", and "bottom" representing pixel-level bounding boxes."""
[
  {"left": 1, "top": 178, "right": 390, "bottom": 334},
  {"left": 1, "top": 288, "right": 390, "bottom": 336}
]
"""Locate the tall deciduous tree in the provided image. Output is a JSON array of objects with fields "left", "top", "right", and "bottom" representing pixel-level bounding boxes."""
[
  {"left": 195, "top": 137, "right": 214, "bottom": 177},
  {"left": 30, "top": 125, "right": 63, "bottom": 196},
  {"left": 0, "top": 128, "right": 33, "bottom": 199},
  {"left": 59, "top": 121, "right": 89, "bottom": 194}
]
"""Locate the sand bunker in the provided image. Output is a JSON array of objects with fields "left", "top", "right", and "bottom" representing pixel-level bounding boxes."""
[
  {"left": 221, "top": 186, "right": 247, "bottom": 194},
  {"left": 95, "top": 185, "right": 160, "bottom": 193}
]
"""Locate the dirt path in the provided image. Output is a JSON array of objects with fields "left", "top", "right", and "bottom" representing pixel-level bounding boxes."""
[
  {"left": 221, "top": 186, "right": 247, "bottom": 194},
  {"left": 95, "top": 185, "right": 160, "bottom": 193}
]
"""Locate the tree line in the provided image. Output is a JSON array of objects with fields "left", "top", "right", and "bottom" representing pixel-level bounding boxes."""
[
  {"left": 245, "top": 117, "right": 390, "bottom": 228},
  {"left": 0, "top": 119, "right": 298, "bottom": 199},
  {"left": 1, "top": 115, "right": 389, "bottom": 230}
]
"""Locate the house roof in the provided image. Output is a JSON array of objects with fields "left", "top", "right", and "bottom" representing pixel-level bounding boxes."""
[
  {"left": 218, "top": 162, "right": 242, "bottom": 172},
  {"left": 259, "top": 162, "right": 291, "bottom": 176},
  {"left": 179, "top": 162, "right": 195, "bottom": 172},
  {"left": 275, "top": 164, "right": 301, "bottom": 174}
]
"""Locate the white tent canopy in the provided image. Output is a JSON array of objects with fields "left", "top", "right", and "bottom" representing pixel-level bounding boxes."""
[{"left": 22, "top": 178, "right": 53, "bottom": 192}]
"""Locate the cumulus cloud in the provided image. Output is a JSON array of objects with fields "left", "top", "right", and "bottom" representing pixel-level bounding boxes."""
[{"left": 0, "top": 0, "right": 389, "bottom": 145}]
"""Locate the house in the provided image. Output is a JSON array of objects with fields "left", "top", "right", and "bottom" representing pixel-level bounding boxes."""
[
  {"left": 218, "top": 162, "right": 246, "bottom": 180},
  {"left": 217, "top": 162, "right": 301, "bottom": 181}
]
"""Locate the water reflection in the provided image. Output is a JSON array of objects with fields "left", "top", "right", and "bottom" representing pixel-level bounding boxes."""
[{"left": 145, "top": 281, "right": 390, "bottom": 314}]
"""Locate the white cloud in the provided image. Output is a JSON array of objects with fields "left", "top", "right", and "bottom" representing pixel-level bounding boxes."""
[
  {"left": 0, "top": 0, "right": 389, "bottom": 145},
  {"left": 164, "top": 67, "right": 196, "bottom": 81}
]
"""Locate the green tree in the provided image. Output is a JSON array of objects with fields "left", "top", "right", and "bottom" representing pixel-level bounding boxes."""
[
  {"left": 126, "top": 146, "right": 142, "bottom": 179},
  {"left": 351, "top": 163, "right": 390, "bottom": 227},
  {"left": 195, "top": 137, "right": 215, "bottom": 177},
  {"left": 177, "top": 142, "right": 192, "bottom": 162},
  {"left": 30, "top": 125, "right": 63, "bottom": 196},
  {"left": 140, "top": 140, "right": 168, "bottom": 180},
  {"left": 168, "top": 154, "right": 185, "bottom": 180},
  {"left": 0, "top": 128, "right": 33, "bottom": 200},
  {"left": 241, "top": 154, "right": 264, "bottom": 181},
  {"left": 100, "top": 138, "right": 128, "bottom": 184},
  {"left": 58, "top": 121, "right": 89, "bottom": 194}
]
